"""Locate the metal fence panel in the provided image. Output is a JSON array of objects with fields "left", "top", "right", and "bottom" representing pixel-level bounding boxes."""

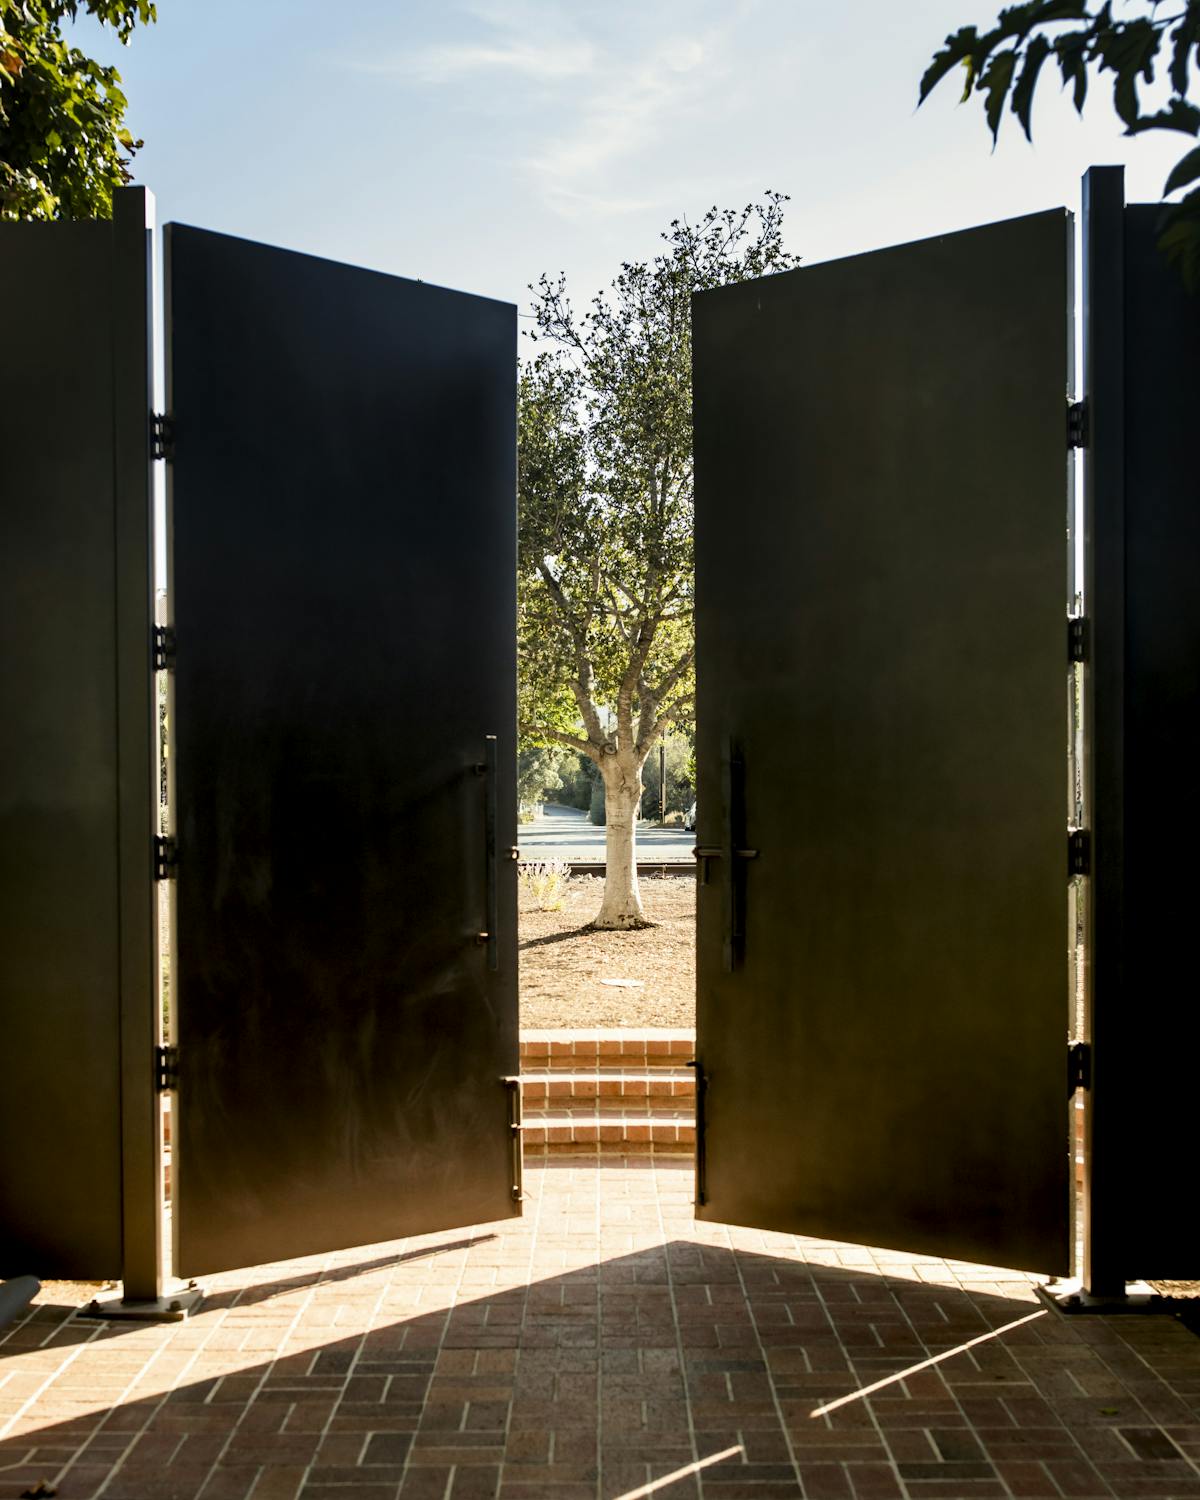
[{"left": 0, "top": 196, "right": 156, "bottom": 1278}]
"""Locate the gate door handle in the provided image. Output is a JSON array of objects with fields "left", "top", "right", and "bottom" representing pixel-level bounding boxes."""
[
  {"left": 502, "top": 1075, "right": 524, "bottom": 1204},
  {"left": 721, "top": 738, "right": 753, "bottom": 971},
  {"left": 474, "top": 736, "right": 499, "bottom": 972},
  {"left": 694, "top": 846, "right": 759, "bottom": 870}
]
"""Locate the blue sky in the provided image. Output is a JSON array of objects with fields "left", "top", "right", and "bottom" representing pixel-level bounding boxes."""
[{"left": 77, "top": 0, "right": 1179, "bottom": 310}]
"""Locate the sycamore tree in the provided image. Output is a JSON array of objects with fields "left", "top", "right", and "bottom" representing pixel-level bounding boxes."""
[
  {"left": 920, "top": 0, "right": 1200, "bottom": 286},
  {"left": 518, "top": 196, "right": 798, "bottom": 930},
  {"left": 1, "top": 0, "right": 156, "bottom": 220}
]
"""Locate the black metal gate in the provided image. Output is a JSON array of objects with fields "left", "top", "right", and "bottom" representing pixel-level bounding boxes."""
[
  {"left": 3, "top": 172, "right": 1193, "bottom": 1301},
  {"left": 1081, "top": 171, "right": 1200, "bottom": 1290},
  {"left": 692, "top": 209, "right": 1074, "bottom": 1274},
  {"left": 0, "top": 191, "right": 159, "bottom": 1282},
  {"left": 164, "top": 227, "right": 520, "bottom": 1276},
  {"left": 1, "top": 197, "right": 519, "bottom": 1296}
]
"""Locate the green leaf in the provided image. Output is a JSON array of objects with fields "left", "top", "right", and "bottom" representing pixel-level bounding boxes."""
[
  {"left": 1092, "top": 17, "right": 1161, "bottom": 130},
  {"left": 1011, "top": 34, "right": 1052, "bottom": 139},
  {"left": 981, "top": 48, "right": 1018, "bottom": 139},
  {"left": 918, "top": 26, "right": 979, "bottom": 104},
  {"left": 1169, "top": 11, "right": 1200, "bottom": 97},
  {"left": 1165, "top": 143, "right": 1200, "bottom": 195},
  {"left": 1031, "top": 0, "right": 1089, "bottom": 21},
  {"left": 1158, "top": 186, "right": 1200, "bottom": 292},
  {"left": 985, "top": 2, "right": 1040, "bottom": 47},
  {"left": 1125, "top": 97, "right": 1200, "bottom": 137},
  {"left": 991, "top": 0, "right": 1088, "bottom": 44},
  {"left": 1055, "top": 31, "right": 1090, "bottom": 113},
  {"left": 0, "top": 0, "right": 154, "bottom": 221}
]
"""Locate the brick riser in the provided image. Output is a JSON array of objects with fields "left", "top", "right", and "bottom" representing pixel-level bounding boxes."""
[
  {"left": 519, "top": 1029, "right": 696, "bottom": 1157},
  {"left": 521, "top": 1069, "right": 695, "bottom": 1102},
  {"left": 520, "top": 1027, "right": 695, "bottom": 1069},
  {"left": 523, "top": 1125, "right": 694, "bottom": 1155}
]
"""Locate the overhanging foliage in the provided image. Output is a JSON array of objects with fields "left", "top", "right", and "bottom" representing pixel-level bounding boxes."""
[
  {"left": 921, "top": 0, "right": 1200, "bottom": 287},
  {"left": 1, "top": 0, "right": 156, "bottom": 220}
]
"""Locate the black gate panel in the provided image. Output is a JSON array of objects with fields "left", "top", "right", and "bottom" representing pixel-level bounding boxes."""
[
  {"left": 693, "top": 212, "right": 1072, "bottom": 1274},
  {"left": 1085, "top": 180, "right": 1200, "bottom": 1282},
  {"left": 0, "top": 194, "right": 156, "bottom": 1278},
  {"left": 166, "top": 228, "right": 519, "bottom": 1276}
]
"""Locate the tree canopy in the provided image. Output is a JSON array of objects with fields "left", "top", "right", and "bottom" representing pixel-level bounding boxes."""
[
  {"left": 920, "top": 1, "right": 1200, "bottom": 286},
  {"left": 518, "top": 196, "right": 798, "bottom": 927},
  {"left": 1, "top": 0, "right": 156, "bottom": 220}
]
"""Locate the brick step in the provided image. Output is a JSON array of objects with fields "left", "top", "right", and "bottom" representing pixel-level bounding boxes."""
[
  {"left": 521, "top": 1067, "right": 694, "bottom": 1104},
  {"left": 522, "top": 1106, "right": 695, "bottom": 1155},
  {"left": 519, "top": 1030, "right": 696, "bottom": 1155},
  {"left": 524, "top": 1100, "right": 694, "bottom": 1122},
  {"left": 520, "top": 1028, "right": 694, "bottom": 1071}
]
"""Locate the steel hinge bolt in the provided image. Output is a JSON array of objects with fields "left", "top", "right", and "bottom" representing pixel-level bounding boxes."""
[
  {"left": 1068, "top": 828, "right": 1091, "bottom": 878},
  {"left": 1067, "top": 400, "right": 1088, "bottom": 450},
  {"left": 1068, "top": 616, "right": 1089, "bottom": 665},
  {"left": 155, "top": 1044, "right": 179, "bottom": 1092},
  {"left": 151, "top": 412, "right": 174, "bottom": 463},
  {"left": 153, "top": 624, "right": 177, "bottom": 672},
  {"left": 1068, "top": 1041, "right": 1092, "bottom": 1094},
  {"left": 154, "top": 835, "right": 179, "bottom": 881}
]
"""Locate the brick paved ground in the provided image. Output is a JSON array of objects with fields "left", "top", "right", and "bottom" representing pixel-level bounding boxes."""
[{"left": 2, "top": 1161, "right": 1199, "bottom": 1500}]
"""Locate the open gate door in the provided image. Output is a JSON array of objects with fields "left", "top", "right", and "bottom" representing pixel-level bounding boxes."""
[
  {"left": 692, "top": 211, "right": 1073, "bottom": 1275},
  {"left": 166, "top": 228, "right": 519, "bottom": 1277}
]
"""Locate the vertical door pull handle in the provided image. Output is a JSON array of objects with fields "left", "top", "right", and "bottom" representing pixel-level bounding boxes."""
[
  {"left": 502, "top": 1076, "right": 524, "bottom": 1203},
  {"left": 688, "top": 1060, "right": 707, "bottom": 1206},
  {"left": 721, "top": 738, "right": 752, "bottom": 971},
  {"left": 482, "top": 736, "right": 499, "bottom": 972}
]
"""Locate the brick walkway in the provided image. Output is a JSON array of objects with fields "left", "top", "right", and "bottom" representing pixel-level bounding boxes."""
[{"left": 2, "top": 1161, "right": 1198, "bottom": 1500}]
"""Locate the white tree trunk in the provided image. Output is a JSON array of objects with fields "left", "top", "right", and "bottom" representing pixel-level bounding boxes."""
[{"left": 593, "top": 753, "right": 651, "bottom": 929}]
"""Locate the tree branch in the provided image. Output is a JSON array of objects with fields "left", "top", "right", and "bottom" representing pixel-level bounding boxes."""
[
  {"left": 635, "top": 647, "right": 696, "bottom": 752},
  {"left": 645, "top": 693, "right": 695, "bottom": 748},
  {"left": 534, "top": 560, "right": 609, "bottom": 745},
  {"left": 537, "top": 561, "right": 586, "bottom": 650},
  {"left": 520, "top": 723, "right": 598, "bottom": 760},
  {"left": 647, "top": 646, "right": 695, "bottom": 709}
]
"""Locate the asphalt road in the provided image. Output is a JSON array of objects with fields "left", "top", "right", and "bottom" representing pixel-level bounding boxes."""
[{"left": 518, "top": 802, "right": 694, "bottom": 863}]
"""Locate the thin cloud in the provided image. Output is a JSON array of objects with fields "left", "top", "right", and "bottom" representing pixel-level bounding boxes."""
[
  {"left": 353, "top": 37, "right": 595, "bottom": 83},
  {"left": 525, "top": 32, "right": 728, "bottom": 219},
  {"left": 346, "top": 3, "right": 744, "bottom": 222}
]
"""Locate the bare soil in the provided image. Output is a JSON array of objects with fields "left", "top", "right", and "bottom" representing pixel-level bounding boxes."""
[
  {"left": 519, "top": 874, "right": 695, "bottom": 1029},
  {"left": 33, "top": 1280, "right": 110, "bottom": 1307}
]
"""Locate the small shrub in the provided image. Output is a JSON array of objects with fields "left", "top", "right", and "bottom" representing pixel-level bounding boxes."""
[{"left": 520, "top": 859, "right": 571, "bottom": 911}]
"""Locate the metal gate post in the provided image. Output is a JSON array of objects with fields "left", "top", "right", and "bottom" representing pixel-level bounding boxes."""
[
  {"left": 112, "top": 186, "right": 167, "bottom": 1308},
  {"left": 84, "top": 188, "right": 202, "bottom": 1322},
  {"left": 1079, "top": 165, "right": 1126, "bottom": 1300}
]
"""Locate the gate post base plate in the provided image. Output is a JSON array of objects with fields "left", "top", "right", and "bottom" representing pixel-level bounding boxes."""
[
  {"left": 1037, "top": 1278, "right": 1160, "bottom": 1314},
  {"left": 79, "top": 1282, "right": 204, "bottom": 1323}
]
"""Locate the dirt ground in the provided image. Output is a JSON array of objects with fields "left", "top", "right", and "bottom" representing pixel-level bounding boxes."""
[{"left": 519, "top": 873, "right": 695, "bottom": 1029}]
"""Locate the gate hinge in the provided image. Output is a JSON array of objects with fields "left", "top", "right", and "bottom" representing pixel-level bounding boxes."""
[
  {"left": 1068, "top": 1041, "right": 1092, "bottom": 1094},
  {"left": 151, "top": 412, "right": 174, "bottom": 463},
  {"left": 153, "top": 624, "right": 177, "bottom": 672},
  {"left": 155, "top": 1044, "right": 179, "bottom": 1092},
  {"left": 1067, "top": 400, "right": 1089, "bottom": 449},
  {"left": 1067, "top": 616, "right": 1089, "bottom": 665},
  {"left": 154, "top": 835, "right": 179, "bottom": 881},
  {"left": 1068, "top": 828, "right": 1091, "bottom": 878}
]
